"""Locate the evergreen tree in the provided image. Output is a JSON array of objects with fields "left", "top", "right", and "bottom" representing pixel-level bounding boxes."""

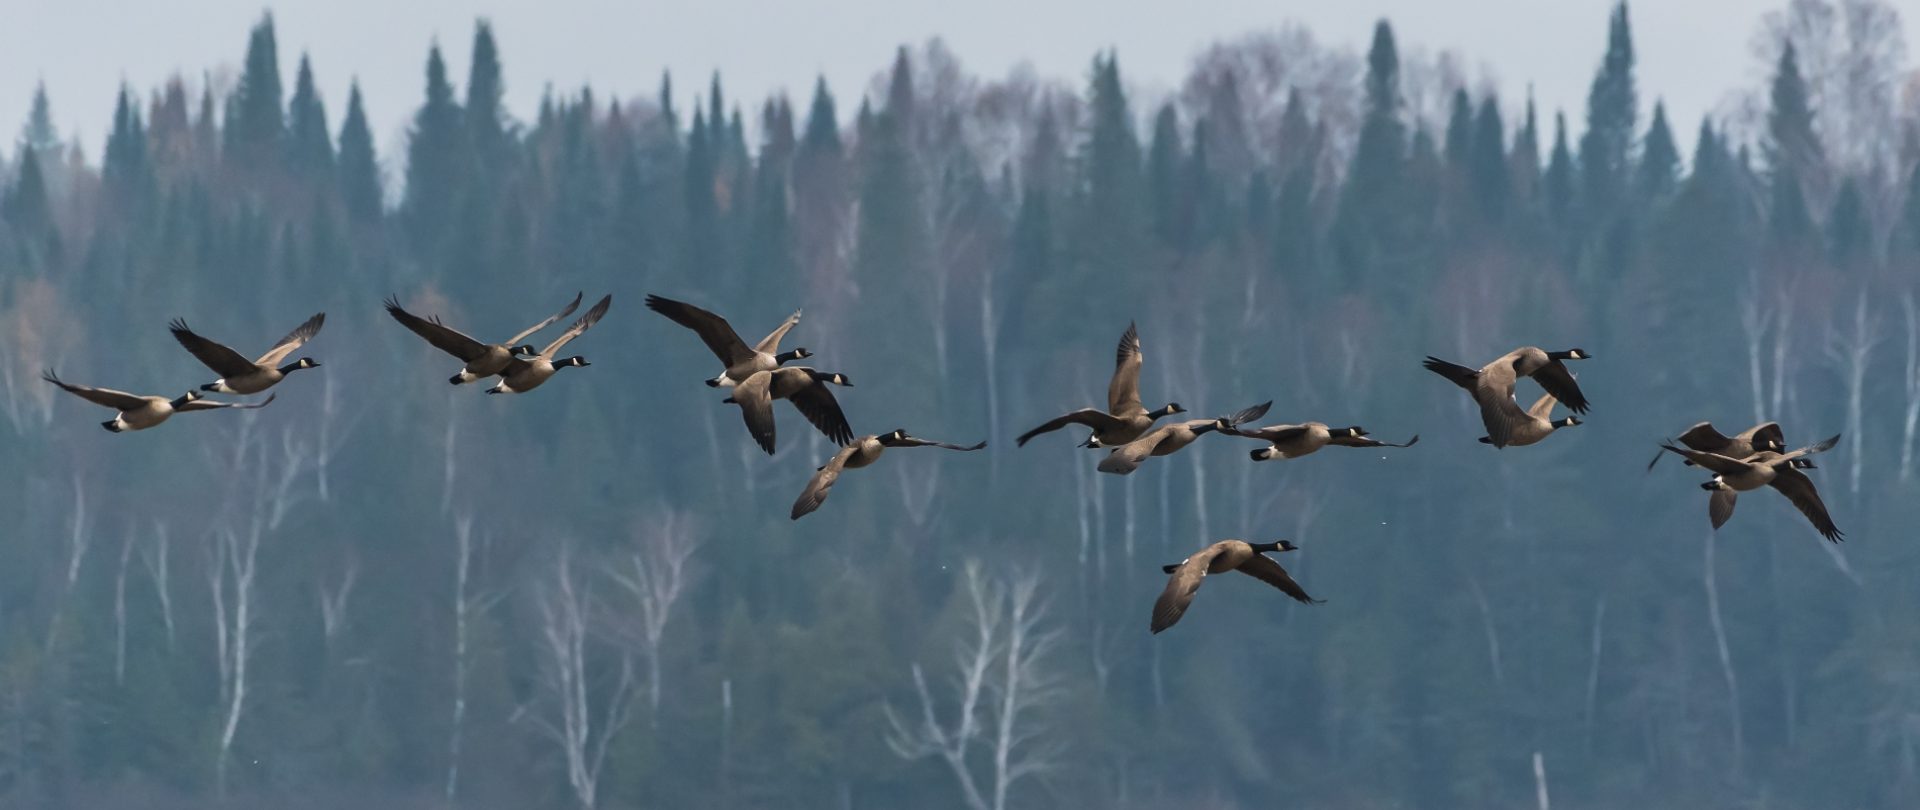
[
  {"left": 1330, "top": 21, "right": 1410, "bottom": 290},
  {"left": 1827, "top": 177, "right": 1869, "bottom": 271},
  {"left": 17, "top": 82, "right": 59, "bottom": 160},
  {"left": 1766, "top": 41, "right": 1822, "bottom": 191},
  {"left": 852, "top": 47, "right": 929, "bottom": 366},
  {"left": 1636, "top": 100, "right": 1678, "bottom": 200},
  {"left": 2, "top": 147, "right": 51, "bottom": 233},
  {"left": 1544, "top": 111, "right": 1576, "bottom": 226},
  {"left": 1146, "top": 103, "right": 1182, "bottom": 246},
  {"left": 746, "top": 97, "right": 797, "bottom": 301},
  {"left": 1273, "top": 162, "right": 1319, "bottom": 288},
  {"left": 1070, "top": 52, "right": 1149, "bottom": 306},
  {"left": 800, "top": 77, "right": 839, "bottom": 157},
  {"left": 286, "top": 54, "right": 334, "bottom": 180},
  {"left": 337, "top": 82, "right": 382, "bottom": 221},
  {"left": 680, "top": 108, "right": 721, "bottom": 286},
  {"left": 224, "top": 13, "right": 285, "bottom": 172},
  {"left": 403, "top": 44, "right": 464, "bottom": 254},
  {"left": 1444, "top": 89, "right": 1474, "bottom": 169},
  {"left": 102, "top": 85, "right": 151, "bottom": 203},
  {"left": 1468, "top": 97, "right": 1508, "bottom": 220},
  {"left": 1579, "top": 1, "right": 1637, "bottom": 218},
  {"left": 1511, "top": 92, "right": 1541, "bottom": 202},
  {"left": 466, "top": 20, "right": 509, "bottom": 166},
  {"left": 1276, "top": 87, "right": 1316, "bottom": 176}
]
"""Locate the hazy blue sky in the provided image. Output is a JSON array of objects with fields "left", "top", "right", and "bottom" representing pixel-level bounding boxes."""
[{"left": 3, "top": 1, "right": 1912, "bottom": 162}]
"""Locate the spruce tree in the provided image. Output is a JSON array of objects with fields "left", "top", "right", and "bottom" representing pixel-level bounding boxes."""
[
  {"left": 1071, "top": 52, "right": 1149, "bottom": 306},
  {"left": 1511, "top": 92, "right": 1541, "bottom": 201},
  {"left": 1330, "top": 20, "right": 1409, "bottom": 290},
  {"left": 403, "top": 44, "right": 464, "bottom": 253},
  {"left": 1544, "top": 111, "right": 1576, "bottom": 226},
  {"left": 2, "top": 147, "right": 51, "bottom": 233},
  {"left": 1637, "top": 100, "right": 1678, "bottom": 201},
  {"left": 337, "top": 82, "right": 382, "bottom": 222},
  {"left": 747, "top": 97, "right": 798, "bottom": 303},
  {"left": 1273, "top": 162, "right": 1318, "bottom": 288},
  {"left": 225, "top": 14, "right": 285, "bottom": 172},
  {"left": 1468, "top": 97, "right": 1507, "bottom": 220},
  {"left": 1766, "top": 42, "right": 1822, "bottom": 191},
  {"left": 1276, "top": 88, "right": 1315, "bottom": 175},
  {"left": 1579, "top": 1, "right": 1637, "bottom": 218},
  {"left": 466, "top": 20, "right": 509, "bottom": 167},
  {"left": 18, "top": 82, "right": 60, "bottom": 161},
  {"left": 680, "top": 108, "right": 721, "bottom": 285},
  {"left": 1146, "top": 103, "right": 1182, "bottom": 247},
  {"left": 1444, "top": 89, "right": 1474, "bottom": 169},
  {"left": 286, "top": 54, "right": 334, "bottom": 180},
  {"left": 102, "top": 85, "right": 151, "bottom": 203}
]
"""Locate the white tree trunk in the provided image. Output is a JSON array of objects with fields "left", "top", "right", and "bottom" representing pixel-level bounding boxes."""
[{"left": 1703, "top": 529, "right": 1743, "bottom": 774}]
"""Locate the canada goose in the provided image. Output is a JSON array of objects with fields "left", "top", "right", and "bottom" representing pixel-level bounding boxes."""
[
  {"left": 791, "top": 430, "right": 986, "bottom": 519},
  {"left": 1096, "top": 401, "right": 1271, "bottom": 475},
  {"left": 1645, "top": 421, "right": 1785, "bottom": 472},
  {"left": 1222, "top": 419, "right": 1418, "bottom": 461},
  {"left": 386, "top": 292, "right": 582, "bottom": 384},
  {"left": 1657, "top": 434, "right": 1843, "bottom": 542},
  {"left": 42, "top": 370, "right": 274, "bottom": 432},
  {"left": 1017, "top": 322, "right": 1184, "bottom": 448},
  {"left": 721, "top": 367, "right": 855, "bottom": 454},
  {"left": 169, "top": 313, "right": 325, "bottom": 395},
  {"left": 1151, "top": 539, "right": 1322, "bottom": 634},
  {"left": 1423, "top": 346, "right": 1592, "bottom": 447},
  {"left": 645, "top": 294, "right": 809, "bottom": 388},
  {"left": 1471, "top": 392, "right": 1580, "bottom": 447},
  {"left": 488, "top": 295, "right": 612, "bottom": 395}
]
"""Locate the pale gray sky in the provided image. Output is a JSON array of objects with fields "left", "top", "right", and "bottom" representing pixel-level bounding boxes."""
[{"left": 2, "top": 0, "right": 1912, "bottom": 163}]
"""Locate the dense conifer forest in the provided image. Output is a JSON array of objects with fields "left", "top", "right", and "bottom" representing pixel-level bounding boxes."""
[{"left": 3, "top": 2, "right": 1920, "bottom": 807}]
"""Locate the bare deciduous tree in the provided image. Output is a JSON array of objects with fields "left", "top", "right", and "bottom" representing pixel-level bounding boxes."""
[
  {"left": 1822, "top": 288, "right": 1883, "bottom": 495},
  {"left": 524, "top": 542, "right": 637, "bottom": 809},
  {"left": 885, "top": 561, "right": 1065, "bottom": 810},
  {"left": 609, "top": 510, "right": 701, "bottom": 720}
]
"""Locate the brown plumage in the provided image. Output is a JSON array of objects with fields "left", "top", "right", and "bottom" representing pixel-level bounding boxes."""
[
  {"left": 1017, "top": 322, "right": 1185, "bottom": 448},
  {"left": 1151, "top": 539, "right": 1322, "bottom": 634},
  {"left": 169, "top": 312, "right": 325, "bottom": 394},
  {"left": 43, "top": 370, "right": 275, "bottom": 433},
  {"left": 790, "top": 430, "right": 986, "bottom": 519},
  {"left": 645, "top": 294, "right": 809, "bottom": 387},
  {"left": 386, "top": 292, "right": 582, "bottom": 385},
  {"left": 1424, "top": 346, "right": 1591, "bottom": 447},
  {"left": 1657, "top": 434, "right": 1843, "bottom": 542}
]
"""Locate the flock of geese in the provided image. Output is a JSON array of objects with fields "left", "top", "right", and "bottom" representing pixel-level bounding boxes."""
[{"left": 40, "top": 295, "right": 1847, "bottom": 634}]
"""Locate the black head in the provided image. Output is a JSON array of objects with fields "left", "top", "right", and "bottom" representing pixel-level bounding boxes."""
[
  {"left": 1336, "top": 426, "right": 1366, "bottom": 437},
  {"left": 281, "top": 357, "right": 320, "bottom": 372},
  {"left": 1548, "top": 348, "right": 1592, "bottom": 361},
  {"left": 1156, "top": 403, "right": 1186, "bottom": 418},
  {"left": 199, "top": 383, "right": 220, "bottom": 392},
  {"left": 558, "top": 356, "right": 589, "bottom": 368},
  {"left": 880, "top": 428, "right": 911, "bottom": 445},
  {"left": 100, "top": 420, "right": 123, "bottom": 433},
  {"left": 1555, "top": 416, "right": 1583, "bottom": 428},
  {"left": 511, "top": 344, "right": 540, "bottom": 357},
  {"left": 1790, "top": 458, "right": 1817, "bottom": 469},
  {"left": 811, "top": 370, "right": 852, "bottom": 386},
  {"left": 170, "top": 391, "right": 203, "bottom": 407},
  {"left": 785, "top": 347, "right": 813, "bottom": 361},
  {"left": 1251, "top": 539, "right": 1299, "bottom": 554}
]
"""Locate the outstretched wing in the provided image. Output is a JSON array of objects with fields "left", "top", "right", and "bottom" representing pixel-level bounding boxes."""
[
  {"left": 1237, "top": 554, "right": 1324, "bottom": 605},
  {"left": 1530, "top": 360, "right": 1590, "bottom": 414},
  {"left": 1107, "top": 322, "right": 1144, "bottom": 415},
  {"left": 1150, "top": 544, "right": 1224, "bottom": 634},
  {"left": 787, "top": 380, "right": 855, "bottom": 447},
  {"left": 645, "top": 294, "right": 754, "bottom": 366},
  {"left": 177, "top": 393, "right": 277, "bottom": 413},
  {"left": 1097, "top": 428, "right": 1168, "bottom": 475},
  {"left": 1422, "top": 356, "right": 1480, "bottom": 391},
  {"left": 1225, "top": 423, "right": 1309, "bottom": 443},
  {"left": 891, "top": 436, "right": 987, "bottom": 452},
  {"left": 754, "top": 308, "right": 803, "bottom": 355},
  {"left": 1016, "top": 409, "right": 1127, "bottom": 446},
  {"left": 1774, "top": 433, "right": 1841, "bottom": 464},
  {"left": 1658, "top": 444, "right": 1749, "bottom": 476},
  {"left": 1474, "top": 379, "right": 1529, "bottom": 449},
  {"left": 1676, "top": 422, "right": 1734, "bottom": 453},
  {"left": 505, "top": 292, "right": 584, "bottom": 346},
  {"left": 791, "top": 443, "right": 862, "bottom": 520},
  {"left": 168, "top": 320, "right": 258, "bottom": 376},
  {"left": 1331, "top": 433, "right": 1419, "bottom": 449},
  {"left": 385, "top": 297, "right": 490, "bottom": 361},
  {"left": 42, "top": 371, "right": 149, "bottom": 411},
  {"left": 1768, "top": 467, "right": 1843, "bottom": 542},
  {"left": 1218, "top": 401, "right": 1272, "bottom": 429},
  {"left": 537, "top": 295, "right": 612, "bottom": 357},
  {"left": 1708, "top": 489, "right": 1737, "bottom": 530},
  {"left": 253, "top": 312, "right": 326, "bottom": 366}
]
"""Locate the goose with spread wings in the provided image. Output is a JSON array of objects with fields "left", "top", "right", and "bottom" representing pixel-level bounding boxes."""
[
  {"left": 169, "top": 313, "right": 325, "bottom": 394},
  {"left": 1017, "top": 322, "right": 1184, "bottom": 448},
  {"left": 386, "top": 292, "right": 582, "bottom": 385},
  {"left": 791, "top": 430, "right": 986, "bottom": 519},
  {"left": 1471, "top": 392, "right": 1581, "bottom": 447},
  {"left": 1656, "top": 434, "right": 1843, "bottom": 542},
  {"left": 1221, "top": 418, "right": 1418, "bottom": 461},
  {"left": 1151, "top": 539, "right": 1322, "bottom": 634},
  {"left": 645, "top": 294, "right": 809, "bottom": 388},
  {"left": 1095, "top": 401, "right": 1270, "bottom": 475},
  {"left": 722, "top": 367, "right": 855, "bottom": 454},
  {"left": 1646, "top": 421, "right": 1785, "bottom": 472},
  {"left": 488, "top": 295, "right": 612, "bottom": 395},
  {"left": 1423, "top": 346, "right": 1591, "bottom": 448},
  {"left": 42, "top": 370, "right": 274, "bottom": 432}
]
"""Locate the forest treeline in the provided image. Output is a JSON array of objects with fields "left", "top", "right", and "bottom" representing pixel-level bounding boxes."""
[{"left": 3, "top": 1, "right": 1920, "bottom": 807}]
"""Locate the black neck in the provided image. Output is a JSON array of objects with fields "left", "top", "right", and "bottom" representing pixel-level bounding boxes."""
[
  {"left": 775, "top": 349, "right": 806, "bottom": 364},
  {"left": 1150, "top": 405, "right": 1178, "bottom": 419},
  {"left": 1248, "top": 541, "right": 1283, "bottom": 554},
  {"left": 277, "top": 361, "right": 309, "bottom": 374}
]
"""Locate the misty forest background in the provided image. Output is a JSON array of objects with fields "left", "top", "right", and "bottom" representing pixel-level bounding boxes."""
[{"left": 3, "top": 0, "right": 1920, "bottom": 807}]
